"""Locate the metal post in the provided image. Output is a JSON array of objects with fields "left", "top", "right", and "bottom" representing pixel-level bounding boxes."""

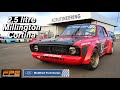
[{"left": 114, "top": 12, "right": 119, "bottom": 32}]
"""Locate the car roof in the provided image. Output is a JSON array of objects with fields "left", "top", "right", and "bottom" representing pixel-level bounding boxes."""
[
  {"left": 67, "top": 23, "right": 105, "bottom": 28},
  {"left": 68, "top": 23, "right": 95, "bottom": 26}
]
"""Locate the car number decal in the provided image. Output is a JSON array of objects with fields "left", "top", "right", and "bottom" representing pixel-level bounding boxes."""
[
  {"left": 101, "top": 41, "right": 106, "bottom": 53},
  {"left": 43, "top": 54, "right": 62, "bottom": 58}
]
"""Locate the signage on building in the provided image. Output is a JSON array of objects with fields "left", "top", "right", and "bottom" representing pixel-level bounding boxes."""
[{"left": 51, "top": 14, "right": 81, "bottom": 23}]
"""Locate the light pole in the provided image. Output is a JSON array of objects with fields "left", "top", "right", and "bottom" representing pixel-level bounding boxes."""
[
  {"left": 117, "top": 12, "right": 120, "bottom": 40},
  {"left": 114, "top": 12, "right": 119, "bottom": 32}
]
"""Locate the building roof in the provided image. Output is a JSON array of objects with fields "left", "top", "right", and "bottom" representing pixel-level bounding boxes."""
[
  {"left": 91, "top": 12, "right": 117, "bottom": 27},
  {"left": 49, "top": 12, "right": 117, "bottom": 27}
]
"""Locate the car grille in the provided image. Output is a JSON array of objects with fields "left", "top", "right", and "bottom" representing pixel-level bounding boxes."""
[
  {"left": 40, "top": 45, "right": 69, "bottom": 54},
  {"left": 30, "top": 44, "right": 80, "bottom": 56}
]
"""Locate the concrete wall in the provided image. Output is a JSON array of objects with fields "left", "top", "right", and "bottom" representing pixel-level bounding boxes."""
[
  {"left": 50, "top": 12, "right": 117, "bottom": 27},
  {"left": 41, "top": 25, "right": 66, "bottom": 36},
  {"left": 91, "top": 21, "right": 115, "bottom": 32},
  {"left": 57, "top": 26, "right": 65, "bottom": 35},
  {"left": 41, "top": 25, "right": 57, "bottom": 37},
  {"left": 50, "top": 12, "right": 91, "bottom": 24}
]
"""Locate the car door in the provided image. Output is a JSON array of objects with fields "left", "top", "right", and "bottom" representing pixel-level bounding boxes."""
[
  {"left": 102, "top": 27, "right": 109, "bottom": 52},
  {"left": 98, "top": 26, "right": 107, "bottom": 54}
]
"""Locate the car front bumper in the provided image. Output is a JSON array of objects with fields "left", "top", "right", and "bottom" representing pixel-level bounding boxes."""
[{"left": 32, "top": 52, "right": 85, "bottom": 65}]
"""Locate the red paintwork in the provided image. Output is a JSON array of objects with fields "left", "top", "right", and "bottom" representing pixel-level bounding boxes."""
[
  {"left": 29, "top": 35, "right": 48, "bottom": 43},
  {"left": 30, "top": 24, "right": 113, "bottom": 65},
  {"left": 29, "top": 38, "right": 37, "bottom": 42},
  {"left": 32, "top": 52, "right": 84, "bottom": 65}
]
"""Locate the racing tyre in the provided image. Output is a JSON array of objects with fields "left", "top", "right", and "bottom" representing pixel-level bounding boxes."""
[{"left": 86, "top": 48, "right": 100, "bottom": 70}]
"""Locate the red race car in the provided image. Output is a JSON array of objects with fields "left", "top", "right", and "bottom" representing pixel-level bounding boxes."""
[{"left": 29, "top": 24, "right": 113, "bottom": 70}]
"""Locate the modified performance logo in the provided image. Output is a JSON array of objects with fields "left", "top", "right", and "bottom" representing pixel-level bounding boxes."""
[
  {"left": 23, "top": 69, "right": 69, "bottom": 78},
  {"left": 1, "top": 69, "right": 21, "bottom": 78},
  {"left": 2, "top": 16, "right": 41, "bottom": 38}
]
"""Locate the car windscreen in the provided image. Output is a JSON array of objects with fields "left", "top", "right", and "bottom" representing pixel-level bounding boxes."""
[{"left": 60, "top": 25, "right": 96, "bottom": 36}]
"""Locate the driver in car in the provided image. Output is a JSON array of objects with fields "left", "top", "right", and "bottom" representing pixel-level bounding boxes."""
[{"left": 89, "top": 28, "right": 96, "bottom": 36}]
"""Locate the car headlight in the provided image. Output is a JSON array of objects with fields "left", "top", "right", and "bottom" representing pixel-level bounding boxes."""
[
  {"left": 69, "top": 47, "right": 76, "bottom": 55},
  {"left": 34, "top": 45, "right": 39, "bottom": 51}
]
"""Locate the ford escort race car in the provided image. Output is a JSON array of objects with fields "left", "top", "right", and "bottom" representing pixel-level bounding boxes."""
[{"left": 29, "top": 24, "right": 113, "bottom": 70}]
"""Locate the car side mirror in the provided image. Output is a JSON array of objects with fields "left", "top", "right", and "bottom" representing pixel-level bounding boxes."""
[{"left": 55, "top": 35, "right": 59, "bottom": 38}]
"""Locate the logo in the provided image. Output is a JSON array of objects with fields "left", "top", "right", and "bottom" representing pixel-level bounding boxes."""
[
  {"left": 25, "top": 71, "right": 33, "bottom": 75},
  {"left": 23, "top": 69, "right": 69, "bottom": 77},
  {"left": 43, "top": 54, "right": 62, "bottom": 58},
  {"left": 1, "top": 69, "right": 21, "bottom": 78}
]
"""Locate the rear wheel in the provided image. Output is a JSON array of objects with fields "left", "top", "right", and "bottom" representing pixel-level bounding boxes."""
[{"left": 86, "top": 48, "right": 100, "bottom": 70}]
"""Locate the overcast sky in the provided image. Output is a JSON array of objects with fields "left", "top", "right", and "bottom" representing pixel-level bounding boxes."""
[{"left": 0, "top": 12, "right": 120, "bottom": 36}]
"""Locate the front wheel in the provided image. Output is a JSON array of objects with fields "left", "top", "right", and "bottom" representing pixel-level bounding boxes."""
[{"left": 86, "top": 48, "right": 100, "bottom": 70}]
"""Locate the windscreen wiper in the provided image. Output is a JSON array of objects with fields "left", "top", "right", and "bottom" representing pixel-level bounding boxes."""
[{"left": 71, "top": 26, "right": 81, "bottom": 36}]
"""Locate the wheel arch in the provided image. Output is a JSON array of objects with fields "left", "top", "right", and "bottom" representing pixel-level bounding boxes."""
[
  {"left": 82, "top": 44, "right": 98, "bottom": 64},
  {"left": 106, "top": 40, "right": 113, "bottom": 54}
]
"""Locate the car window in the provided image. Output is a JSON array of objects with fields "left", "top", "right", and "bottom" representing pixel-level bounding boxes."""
[
  {"left": 60, "top": 25, "right": 96, "bottom": 36},
  {"left": 76, "top": 25, "right": 96, "bottom": 36},
  {"left": 103, "top": 28, "right": 108, "bottom": 37},
  {"left": 98, "top": 26, "right": 104, "bottom": 37},
  {"left": 108, "top": 31, "right": 114, "bottom": 37},
  {"left": 110, "top": 32, "right": 114, "bottom": 36}
]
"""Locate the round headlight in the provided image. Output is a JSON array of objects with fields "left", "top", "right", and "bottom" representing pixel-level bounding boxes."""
[
  {"left": 69, "top": 47, "right": 76, "bottom": 55},
  {"left": 34, "top": 45, "right": 38, "bottom": 51}
]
